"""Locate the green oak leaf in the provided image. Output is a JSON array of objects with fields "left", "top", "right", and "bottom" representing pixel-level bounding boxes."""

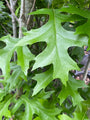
[
  {"left": 58, "top": 114, "right": 72, "bottom": 120},
  {"left": 0, "top": 88, "right": 6, "bottom": 101},
  {"left": 0, "top": 64, "right": 27, "bottom": 101},
  {"left": 60, "top": 5, "right": 90, "bottom": 49},
  {"left": 0, "top": 35, "right": 18, "bottom": 78},
  {"left": 17, "top": 46, "right": 34, "bottom": 75},
  {"left": 6, "top": 65, "right": 27, "bottom": 91},
  {"left": 83, "top": 99, "right": 90, "bottom": 107},
  {"left": 11, "top": 94, "right": 60, "bottom": 120},
  {"left": 0, "top": 35, "right": 34, "bottom": 78},
  {"left": 32, "top": 67, "right": 53, "bottom": 96},
  {"left": 73, "top": 112, "right": 88, "bottom": 120},
  {"left": 74, "top": 100, "right": 90, "bottom": 119},
  {"left": 11, "top": 99, "right": 25, "bottom": 120},
  {"left": 58, "top": 112, "right": 88, "bottom": 120},
  {"left": 34, "top": 117, "right": 41, "bottom": 120},
  {"left": 70, "top": 0, "right": 86, "bottom": 8},
  {"left": 11, "top": 99, "right": 23, "bottom": 115},
  {"left": 0, "top": 95, "right": 12, "bottom": 119},
  {"left": 76, "top": 20, "right": 90, "bottom": 50},
  {"left": 52, "top": 0, "right": 65, "bottom": 8},
  {"left": 16, "top": 9, "right": 88, "bottom": 85},
  {"left": 21, "top": 95, "right": 59, "bottom": 120},
  {"left": 36, "top": 90, "right": 54, "bottom": 100},
  {"left": 59, "top": 75, "right": 87, "bottom": 106},
  {"left": 71, "top": 47, "right": 84, "bottom": 63},
  {"left": 60, "top": 5, "right": 90, "bottom": 18}
]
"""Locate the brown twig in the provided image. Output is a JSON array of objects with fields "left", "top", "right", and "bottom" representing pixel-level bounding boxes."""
[
  {"left": 83, "top": 54, "right": 90, "bottom": 81},
  {"left": 5, "top": 0, "right": 19, "bottom": 23},
  {"left": 26, "top": 0, "right": 36, "bottom": 26},
  {"left": 1, "top": 24, "right": 9, "bottom": 34}
]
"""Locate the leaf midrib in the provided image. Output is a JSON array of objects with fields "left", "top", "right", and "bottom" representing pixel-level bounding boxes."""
[{"left": 52, "top": 9, "right": 61, "bottom": 64}]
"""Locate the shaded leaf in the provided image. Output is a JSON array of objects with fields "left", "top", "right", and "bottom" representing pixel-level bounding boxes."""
[
  {"left": 32, "top": 67, "right": 53, "bottom": 96},
  {"left": 60, "top": 5, "right": 90, "bottom": 49},
  {"left": 60, "top": 5, "right": 90, "bottom": 19},
  {"left": 76, "top": 20, "right": 90, "bottom": 50},
  {"left": 21, "top": 95, "right": 59, "bottom": 120},
  {"left": 35, "top": 90, "right": 54, "bottom": 100},
  {"left": 73, "top": 112, "right": 88, "bottom": 120},
  {"left": 71, "top": 47, "right": 84, "bottom": 63},
  {"left": 59, "top": 75, "right": 87, "bottom": 106},
  {"left": 6, "top": 65, "right": 27, "bottom": 91},
  {"left": 11, "top": 99, "right": 23, "bottom": 114},
  {"left": 0, "top": 41, "right": 6, "bottom": 49}
]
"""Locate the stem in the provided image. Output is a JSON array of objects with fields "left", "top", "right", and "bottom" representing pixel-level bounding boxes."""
[
  {"left": 1, "top": 24, "right": 9, "bottom": 34},
  {"left": 6, "top": 0, "right": 18, "bottom": 61},
  {"left": 9, "top": 0, "right": 17, "bottom": 61},
  {"left": 5, "top": 0, "right": 19, "bottom": 23},
  {"left": 19, "top": 0, "right": 26, "bottom": 38},
  {"left": 17, "top": 0, "right": 26, "bottom": 97},
  {"left": 10, "top": 0, "right": 17, "bottom": 38},
  {"left": 26, "top": 0, "right": 36, "bottom": 27},
  {"left": 83, "top": 54, "right": 90, "bottom": 81}
]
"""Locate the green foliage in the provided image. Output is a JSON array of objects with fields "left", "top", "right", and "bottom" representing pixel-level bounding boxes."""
[
  {"left": 0, "top": 35, "right": 18, "bottom": 78},
  {"left": 32, "top": 67, "right": 53, "bottom": 96},
  {"left": 0, "top": 1, "right": 12, "bottom": 37},
  {"left": 59, "top": 75, "right": 87, "bottom": 107},
  {"left": 16, "top": 9, "right": 88, "bottom": 85},
  {"left": 0, "top": 1, "right": 90, "bottom": 120},
  {"left": 60, "top": 4, "right": 90, "bottom": 49},
  {"left": 0, "top": 1, "right": 5, "bottom": 9},
  {"left": 16, "top": 46, "right": 34, "bottom": 75},
  {"left": 20, "top": 95, "right": 59, "bottom": 120},
  {"left": 52, "top": 0, "right": 67, "bottom": 8},
  {"left": 0, "top": 95, "right": 12, "bottom": 119},
  {"left": 58, "top": 114, "right": 72, "bottom": 120}
]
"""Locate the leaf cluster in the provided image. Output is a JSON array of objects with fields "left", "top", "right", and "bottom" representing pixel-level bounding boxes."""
[{"left": 0, "top": 1, "right": 90, "bottom": 120}]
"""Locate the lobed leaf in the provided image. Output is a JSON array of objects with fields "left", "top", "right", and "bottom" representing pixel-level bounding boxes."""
[
  {"left": 0, "top": 95, "right": 12, "bottom": 119},
  {"left": 17, "top": 46, "right": 34, "bottom": 75},
  {"left": 59, "top": 75, "right": 87, "bottom": 107},
  {"left": 58, "top": 114, "right": 72, "bottom": 120},
  {"left": 16, "top": 9, "right": 88, "bottom": 85},
  {"left": 0, "top": 35, "right": 34, "bottom": 78},
  {"left": 60, "top": 5, "right": 90, "bottom": 49},
  {"left": 20, "top": 95, "right": 60, "bottom": 120},
  {"left": 32, "top": 67, "right": 53, "bottom": 96},
  {"left": 0, "top": 35, "right": 18, "bottom": 78}
]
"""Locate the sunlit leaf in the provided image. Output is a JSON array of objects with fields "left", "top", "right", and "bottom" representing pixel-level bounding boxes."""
[
  {"left": 17, "top": 46, "right": 34, "bottom": 75},
  {"left": 58, "top": 114, "right": 72, "bottom": 120},
  {"left": 16, "top": 9, "right": 88, "bottom": 85},
  {"left": 0, "top": 95, "right": 12, "bottom": 119}
]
